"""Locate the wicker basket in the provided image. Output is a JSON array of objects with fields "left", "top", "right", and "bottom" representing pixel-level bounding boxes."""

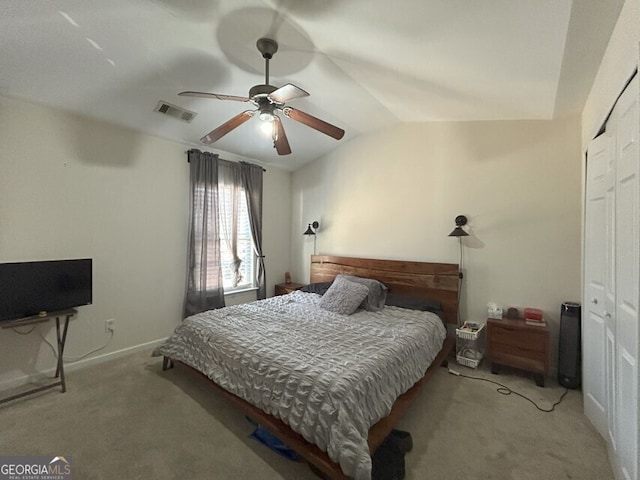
[
  {"left": 456, "top": 355, "right": 482, "bottom": 368},
  {"left": 455, "top": 323, "right": 485, "bottom": 369}
]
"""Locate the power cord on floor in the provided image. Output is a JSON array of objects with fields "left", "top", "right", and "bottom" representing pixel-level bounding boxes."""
[{"left": 448, "top": 368, "right": 569, "bottom": 413}]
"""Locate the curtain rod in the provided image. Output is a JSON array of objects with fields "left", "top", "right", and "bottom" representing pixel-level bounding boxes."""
[{"left": 185, "top": 149, "right": 266, "bottom": 171}]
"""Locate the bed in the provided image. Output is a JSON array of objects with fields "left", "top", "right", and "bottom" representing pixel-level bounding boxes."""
[{"left": 154, "top": 255, "right": 459, "bottom": 480}]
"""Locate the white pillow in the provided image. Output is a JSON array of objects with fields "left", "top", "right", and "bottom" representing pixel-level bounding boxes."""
[{"left": 319, "top": 276, "right": 369, "bottom": 315}]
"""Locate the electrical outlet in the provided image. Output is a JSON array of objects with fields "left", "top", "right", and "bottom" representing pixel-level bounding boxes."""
[{"left": 105, "top": 319, "right": 115, "bottom": 333}]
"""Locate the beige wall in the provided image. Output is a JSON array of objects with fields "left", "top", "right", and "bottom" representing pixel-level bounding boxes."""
[
  {"left": 0, "top": 95, "right": 291, "bottom": 389},
  {"left": 292, "top": 118, "right": 582, "bottom": 368}
]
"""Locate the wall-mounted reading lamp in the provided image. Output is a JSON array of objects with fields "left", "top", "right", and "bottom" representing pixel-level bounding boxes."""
[
  {"left": 303, "top": 221, "right": 319, "bottom": 255},
  {"left": 448, "top": 215, "right": 469, "bottom": 238},
  {"left": 448, "top": 215, "right": 468, "bottom": 278}
]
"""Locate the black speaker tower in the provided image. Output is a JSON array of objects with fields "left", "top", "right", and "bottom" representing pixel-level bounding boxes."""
[{"left": 558, "top": 302, "right": 581, "bottom": 389}]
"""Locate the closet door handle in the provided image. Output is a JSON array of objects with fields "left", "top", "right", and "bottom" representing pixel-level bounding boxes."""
[
  {"left": 604, "top": 311, "right": 611, "bottom": 319},
  {"left": 592, "top": 298, "right": 598, "bottom": 304}
]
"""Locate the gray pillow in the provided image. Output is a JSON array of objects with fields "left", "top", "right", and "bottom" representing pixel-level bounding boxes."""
[
  {"left": 337, "top": 274, "right": 388, "bottom": 312},
  {"left": 299, "top": 281, "right": 334, "bottom": 295},
  {"left": 319, "top": 276, "right": 370, "bottom": 315},
  {"left": 385, "top": 293, "right": 442, "bottom": 313}
]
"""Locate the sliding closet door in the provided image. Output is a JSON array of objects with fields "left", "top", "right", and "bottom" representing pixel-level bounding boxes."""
[
  {"left": 614, "top": 74, "right": 638, "bottom": 480},
  {"left": 584, "top": 132, "right": 615, "bottom": 441}
]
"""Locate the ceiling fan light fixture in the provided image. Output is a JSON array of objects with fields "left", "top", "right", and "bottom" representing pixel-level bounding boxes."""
[{"left": 259, "top": 110, "right": 275, "bottom": 122}]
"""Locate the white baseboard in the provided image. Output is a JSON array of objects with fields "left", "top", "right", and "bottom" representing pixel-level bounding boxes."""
[{"left": 0, "top": 337, "right": 167, "bottom": 393}]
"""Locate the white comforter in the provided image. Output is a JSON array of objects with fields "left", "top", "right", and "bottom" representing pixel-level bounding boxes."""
[{"left": 153, "top": 291, "right": 446, "bottom": 479}]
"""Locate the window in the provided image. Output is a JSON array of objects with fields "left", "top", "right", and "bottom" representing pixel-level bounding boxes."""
[
  {"left": 218, "top": 181, "right": 256, "bottom": 292},
  {"left": 185, "top": 151, "right": 264, "bottom": 317},
  {"left": 191, "top": 172, "right": 256, "bottom": 294}
]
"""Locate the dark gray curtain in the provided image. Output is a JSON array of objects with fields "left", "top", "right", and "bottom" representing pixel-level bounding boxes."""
[
  {"left": 240, "top": 161, "right": 266, "bottom": 299},
  {"left": 183, "top": 150, "right": 225, "bottom": 317}
]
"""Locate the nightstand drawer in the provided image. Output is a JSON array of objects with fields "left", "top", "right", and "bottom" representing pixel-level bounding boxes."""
[
  {"left": 490, "top": 325, "right": 547, "bottom": 352},
  {"left": 490, "top": 347, "right": 546, "bottom": 374},
  {"left": 489, "top": 342, "right": 546, "bottom": 362}
]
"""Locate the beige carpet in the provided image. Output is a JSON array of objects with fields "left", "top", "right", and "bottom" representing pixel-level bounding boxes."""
[{"left": 0, "top": 350, "right": 613, "bottom": 480}]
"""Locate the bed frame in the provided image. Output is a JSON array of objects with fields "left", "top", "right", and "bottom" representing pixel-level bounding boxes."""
[{"left": 165, "top": 255, "right": 460, "bottom": 480}]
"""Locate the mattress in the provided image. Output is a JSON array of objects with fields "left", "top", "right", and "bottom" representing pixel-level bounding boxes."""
[{"left": 153, "top": 291, "right": 446, "bottom": 479}]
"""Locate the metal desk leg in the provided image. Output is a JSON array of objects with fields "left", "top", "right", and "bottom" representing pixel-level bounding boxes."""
[
  {"left": 0, "top": 308, "right": 75, "bottom": 404},
  {"left": 54, "top": 315, "right": 71, "bottom": 393}
]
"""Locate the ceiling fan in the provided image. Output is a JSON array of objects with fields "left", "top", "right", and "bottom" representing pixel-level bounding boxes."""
[{"left": 179, "top": 38, "right": 345, "bottom": 155}]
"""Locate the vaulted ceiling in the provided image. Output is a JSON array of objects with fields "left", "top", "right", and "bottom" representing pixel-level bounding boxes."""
[{"left": 0, "top": 0, "right": 624, "bottom": 170}]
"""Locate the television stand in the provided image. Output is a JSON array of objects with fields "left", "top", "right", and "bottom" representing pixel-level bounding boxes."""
[{"left": 0, "top": 308, "right": 77, "bottom": 404}]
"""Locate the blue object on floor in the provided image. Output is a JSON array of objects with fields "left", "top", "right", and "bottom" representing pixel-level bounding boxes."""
[{"left": 247, "top": 418, "right": 300, "bottom": 461}]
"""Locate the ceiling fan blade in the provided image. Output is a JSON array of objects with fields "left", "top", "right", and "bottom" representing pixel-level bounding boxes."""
[
  {"left": 283, "top": 107, "right": 345, "bottom": 140},
  {"left": 200, "top": 110, "right": 255, "bottom": 144},
  {"left": 268, "top": 83, "right": 309, "bottom": 104},
  {"left": 179, "top": 91, "right": 251, "bottom": 102},
  {"left": 272, "top": 116, "right": 292, "bottom": 155}
]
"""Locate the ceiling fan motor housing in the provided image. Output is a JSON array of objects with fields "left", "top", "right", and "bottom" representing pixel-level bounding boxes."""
[
  {"left": 256, "top": 38, "right": 278, "bottom": 59},
  {"left": 249, "top": 84, "right": 278, "bottom": 99}
]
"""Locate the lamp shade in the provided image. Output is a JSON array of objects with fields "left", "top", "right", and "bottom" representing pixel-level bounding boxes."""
[
  {"left": 448, "top": 226, "right": 469, "bottom": 237},
  {"left": 303, "top": 221, "right": 319, "bottom": 235}
]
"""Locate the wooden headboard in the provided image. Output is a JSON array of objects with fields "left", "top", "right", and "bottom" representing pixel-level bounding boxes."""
[{"left": 310, "top": 255, "right": 460, "bottom": 325}]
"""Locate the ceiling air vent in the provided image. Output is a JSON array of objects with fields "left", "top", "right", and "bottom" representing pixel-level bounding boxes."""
[{"left": 154, "top": 101, "right": 197, "bottom": 123}]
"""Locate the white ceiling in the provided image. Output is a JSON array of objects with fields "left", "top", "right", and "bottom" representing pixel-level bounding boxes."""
[{"left": 0, "top": 0, "right": 624, "bottom": 170}]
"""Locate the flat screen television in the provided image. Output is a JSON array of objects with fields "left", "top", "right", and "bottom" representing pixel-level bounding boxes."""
[{"left": 0, "top": 259, "right": 92, "bottom": 322}]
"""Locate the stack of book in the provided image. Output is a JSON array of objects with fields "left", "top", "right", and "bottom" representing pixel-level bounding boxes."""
[{"left": 524, "top": 307, "right": 546, "bottom": 327}]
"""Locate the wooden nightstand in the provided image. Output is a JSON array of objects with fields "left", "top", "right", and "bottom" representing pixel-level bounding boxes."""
[
  {"left": 274, "top": 282, "right": 306, "bottom": 296},
  {"left": 486, "top": 317, "right": 549, "bottom": 387}
]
